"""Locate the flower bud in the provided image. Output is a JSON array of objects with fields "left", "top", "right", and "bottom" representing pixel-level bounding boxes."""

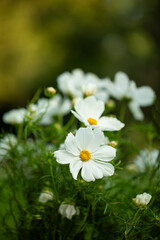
[
  {"left": 106, "top": 99, "right": 116, "bottom": 110},
  {"left": 109, "top": 141, "right": 118, "bottom": 148},
  {"left": 45, "top": 87, "right": 56, "bottom": 98}
]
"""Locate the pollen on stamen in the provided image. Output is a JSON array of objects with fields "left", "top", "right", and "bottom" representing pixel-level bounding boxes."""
[
  {"left": 88, "top": 118, "right": 97, "bottom": 125},
  {"left": 80, "top": 150, "right": 91, "bottom": 161}
]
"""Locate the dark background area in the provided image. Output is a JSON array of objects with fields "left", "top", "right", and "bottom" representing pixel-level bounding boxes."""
[{"left": 0, "top": 0, "right": 160, "bottom": 127}]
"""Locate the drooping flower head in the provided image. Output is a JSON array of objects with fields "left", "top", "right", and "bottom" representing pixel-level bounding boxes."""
[
  {"left": 133, "top": 192, "right": 152, "bottom": 206},
  {"left": 54, "top": 127, "right": 116, "bottom": 182},
  {"left": 38, "top": 190, "right": 54, "bottom": 203},
  {"left": 71, "top": 96, "right": 124, "bottom": 131},
  {"left": 58, "top": 204, "right": 80, "bottom": 220}
]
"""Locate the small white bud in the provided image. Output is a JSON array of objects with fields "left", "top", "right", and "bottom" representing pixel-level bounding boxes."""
[
  {"left": 45, "top": 87, "right": 56, "bottom": 97},
  {"left": 108, "top": 141, "right": 118, "bottom": 148}
]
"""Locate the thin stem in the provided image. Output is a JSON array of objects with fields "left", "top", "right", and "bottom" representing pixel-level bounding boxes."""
[
  {"left": 125, "top": 207, "right": 143, "bottom": 239},
  {"left": 50, "top": 162, "right": 59, "bottom": 202},
  {"left": 63, "top": 115, "right": 75, "bottom": 132},
  {"left": 119, "top": 101, "right": 127, "bottom": 122}
]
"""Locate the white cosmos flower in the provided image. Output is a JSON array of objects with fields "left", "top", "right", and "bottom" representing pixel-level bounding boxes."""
[
  {"left": 0, "top": 134, "right": 17, "bottom": 161},
  {"left": 59, "top": 204, "right": 80, "bottom": 220},
  {"left": 57, "top": 68, "right": 109, "bottom": 102},
  {"left": 3, "top": 108, "right": 26, "bottom": 124},
  {"left": 57, "top": 69, "right": 85, "bottom": 98},
  {"left": 133, "top": 192, "right": 152, "bottom": 206},
  {"left": 27, "top": 98, "right": 49, "bottom": 124},
  {"left": 106, "top": 71, "right": 156, "bottom": 120},
  {"left": 71, "top": 96, "right": 124, "bottom": 131},
  {"left": 26, "top": 95, "right": 71, "bottom": 125},
  {"left": 54, "top": 127, "right": 116, "bottom": 182},
  {"left": 134, "top": 149, "right": 159, "bottom": 173},
  {"left": 38, "top": 190, "right": 54, "bottom": 203}
]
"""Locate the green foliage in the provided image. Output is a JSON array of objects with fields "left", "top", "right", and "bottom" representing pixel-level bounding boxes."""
[{"left": 0, "top": 89, "right": 160, "bottom": 240}]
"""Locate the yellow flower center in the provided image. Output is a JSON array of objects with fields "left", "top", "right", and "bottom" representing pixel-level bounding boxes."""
[
  {"left": 87, "top": 118, "right": 97, "bottom": 125},
  {"left": 80, "top": 150, "right": 91, "bottom": 161}
]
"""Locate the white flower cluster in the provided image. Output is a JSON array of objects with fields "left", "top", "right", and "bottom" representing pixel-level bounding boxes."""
[
  {"left": 2, "top": 69, "right": 156, "bottom": 183},
  {"left": 0, "top": 134, "right": 17, "bottom": 161},
  {"left": 57, "top": 69, "right": 155, "bottom": 121},
  {"left": 2, "top": 69, "right": 155, "bottom": 126},
  {"left": 57, "top": 68, "right": 109, "bottom": 102},
  {"left": 3, "top": 94, "right": 71, "bottom": 125},
  {"left": 54, "top": 68, "right": 155, "bottom": 182}
]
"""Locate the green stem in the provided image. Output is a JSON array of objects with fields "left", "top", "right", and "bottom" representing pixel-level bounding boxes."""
[
  {"left": 17, "top": 123, "right": 24, "bottom": 142},
  {"left": 50, "top": 162, "right": 59, "bottom": 202},
  {"left": 63, "top": 115, "right": 75, "bottom": 132},
  {"left": 125, "top": 207, "right": 143, "bottom": 239},
  {"left": 119, "top": 101, "right": 127, "bottom": 122}
]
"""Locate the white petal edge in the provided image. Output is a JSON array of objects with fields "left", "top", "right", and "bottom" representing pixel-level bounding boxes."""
[
  {"left": 98, "top": 116, "right": 125, "bottom": 131},
  {"left": 69, "top": 159, "right": 83, "bottom": 180},
  {"left": 54, "top": 150, "right": 75, "bottom": 164},
  {"left": 128, "top": 101, "right": 144, "bottom": 121},
  {"left": 134, "top": 86, "right": 156, "bottom": 107},
  {"left": 92, "top": 145, "right": 116, "bottom": 161},
  {"left": 65, "top": 132, "right": 80, "bottom": 155}
]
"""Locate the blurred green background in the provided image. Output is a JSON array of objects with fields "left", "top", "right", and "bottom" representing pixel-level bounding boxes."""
[{"left": 0, "top": 0, "right": 160, "bottom": 116}]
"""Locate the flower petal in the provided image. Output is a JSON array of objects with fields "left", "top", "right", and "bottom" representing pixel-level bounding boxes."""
[
  {"left": 81, "top": 161, "right": 95, "bottom": 182},
  {"left": 65, "top": 132, "right": 79, "bottom": 155},
  {"left": 69, "top": 159, "right": 83, "bottom": 180},
  {"left": 115, "top": 72, "right": 130, "bottom": 93},
  {"left": 134, "top": 86, "right": 155, "bottom": 106},
  {"left": 87, "top": 160, "right": 104, "bottom": 179},
  {"left": 71, "top": 110, "right": 89, "bottom": 126},
  {"left": 98, "top": 116, "right": 125, "bottom": 131},
  {"left": 128, "top": 101, "right": 144, "bottom": 121},
  {"left": 75, "top": 96, "right": 104, "bottom": 120},
  {"left": 94, "top": 161, "right": 115, "bottom": 176},
  {"left": 75, "top": 127, "right": 93, "bottom": 150},
  {"left": 54, "top": 150, "right": 75, "bottom": 164},
  {"left": 92, "top": 145, "right": 116, "bottom": 161},
  {"left": 65, "top": 205, "right": 76, "bottom": 220},
  {"left": 87, "top": 128, "right": 105, "bottom": 153}
]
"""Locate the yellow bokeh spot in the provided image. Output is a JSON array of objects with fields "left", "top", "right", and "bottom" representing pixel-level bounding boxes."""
[
  {"left": 80, "top": 150, "right": 91, "bottom": 161},
  {"left": 88, "top": 118, "right": 97, "bottom": 125}
]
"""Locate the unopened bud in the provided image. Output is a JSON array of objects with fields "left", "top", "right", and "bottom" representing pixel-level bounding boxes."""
[
  {"left": 106, "top": 100, "right": 116, "bottom": 110},
  {"left": 45, "top": 87, "right": 56, "bottom": 97},
  {"left": 98, "top": 185, "right": 103, "bottom": 190},
  {"left": 109, "top": 141, "right": 118, "bottom": 148},
  {"left": 126, "top": 164, "right": 137, "bottom": 172},
  {"left": 54, "top": 123, "right": 61, "bottom": 130}
]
